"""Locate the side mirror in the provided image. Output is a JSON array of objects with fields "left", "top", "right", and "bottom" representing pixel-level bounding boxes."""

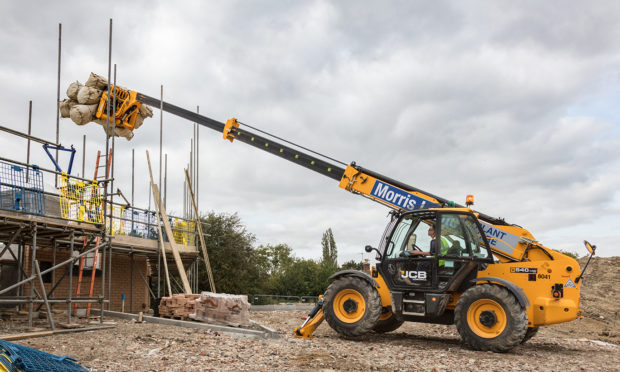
[
  {"left": 576, "top": 240, "right": 597, "bottom": 284},
  {"left": 584, "top": 240, "right": 596, "bottom": 255},
  {"left": 364, "top": 245, "right": 382, "bottom": 260}
]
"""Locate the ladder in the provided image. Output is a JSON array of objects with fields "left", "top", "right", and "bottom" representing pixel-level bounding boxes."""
[
  {"left": 93, "top": 148, "right": 113, "bottom": 181},
  {"left": 73, "top": 149, "right": 110, "bottom": 317}
]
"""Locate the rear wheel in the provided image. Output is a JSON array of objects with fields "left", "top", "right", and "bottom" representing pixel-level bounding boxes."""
[
  {"left": 521, "top": 327, "right": 539, "bottom": 343},
  {"left": 455, "top": 284, "right": 528, "bottom": 352},
  {"left": 323, "top": 276, "right": 382, "bottom": 337},
  {"left": 372, "top": 310, "right": 404, "bottom": 333}
]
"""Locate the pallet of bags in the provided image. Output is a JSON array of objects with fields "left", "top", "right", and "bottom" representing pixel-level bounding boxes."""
[
  {"left": 189, "top": 292, "right": 251, "bottom": 327},
  {"left": 60, "top": 72, "right": 153, "bottom": 140}
]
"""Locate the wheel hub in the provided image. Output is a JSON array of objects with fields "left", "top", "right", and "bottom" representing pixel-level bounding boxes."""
[
  {"left": 343, "top": 298, "right": 358, "bottom": 314},
  {"left": 479, "top": 310, "right": 497, "bottom": 327}
]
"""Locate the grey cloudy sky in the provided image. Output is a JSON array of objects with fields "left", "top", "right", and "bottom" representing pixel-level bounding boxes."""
[{"left": 1, "top": 1, "right": 619, "bottom": 262}]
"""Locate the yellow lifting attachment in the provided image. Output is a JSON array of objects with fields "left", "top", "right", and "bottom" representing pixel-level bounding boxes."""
[
  {"left": 95, "top": 85, "right": 143, "bottom": 130},
  {"left": 223, "top": 118, "right": 240, "bottom": 142}
]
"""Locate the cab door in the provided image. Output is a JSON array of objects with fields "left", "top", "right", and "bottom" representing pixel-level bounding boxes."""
[
  {"left": 377, "top": 212, "right": 437, "bottom": 291},
  {"left": 435, "top": 212, "right": 494, "bottom": 290}
]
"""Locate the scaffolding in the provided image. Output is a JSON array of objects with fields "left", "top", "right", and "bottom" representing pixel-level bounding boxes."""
[{"left": 0, "top": 19, "right": 204, "bottom": 333}]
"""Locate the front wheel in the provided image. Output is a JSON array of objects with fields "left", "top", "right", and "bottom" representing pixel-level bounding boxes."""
[
  {"left": 323, "top": 276, "right": 382, "bottom": 337},
  {"left": 454, "top": 284, "right": 528, "bottom": 352},
  {"left": 521, "top": 327, "right": 539, "bottom": 343},
  {"left": 372, "top": 310, "right": 404, "bottom": 333}
]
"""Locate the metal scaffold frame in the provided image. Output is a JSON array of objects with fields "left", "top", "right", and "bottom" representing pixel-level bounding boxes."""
[{"left": 0, "top": 19, "right": 203, "bottom": 331}]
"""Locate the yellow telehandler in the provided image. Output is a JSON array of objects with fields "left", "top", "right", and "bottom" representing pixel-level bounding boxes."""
[{"left": 92, "top": 86, "right": 596, "bottom": 352}]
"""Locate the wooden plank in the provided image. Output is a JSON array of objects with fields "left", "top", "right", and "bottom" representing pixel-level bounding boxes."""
[
  {"left": 145, "top": 151, "right": 173, "bottom": 296},
  {"left": 184, "top": 168, "right": 216, "bottom": 292},
  {"left": 0, "top": 331, "right": 53, "bottom": 341},
  {"left": 110, "top": 235, "right": 197, "bottom": 254},
  {"left": 146, "top": 150, "right": 192, "bottom": 294}
]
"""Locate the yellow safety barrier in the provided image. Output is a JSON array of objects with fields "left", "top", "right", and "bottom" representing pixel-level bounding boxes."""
[
  {"left": 58, "top": 174, "right": 103, "bottom": 224},
  {"left": 106, "top": 205, "right": 127, "bottom": 235},
  {"left": 172, "top": 219, "right": 195, "bottom": 246}
]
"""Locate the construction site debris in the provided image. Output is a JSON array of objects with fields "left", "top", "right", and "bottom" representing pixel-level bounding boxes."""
[
  {"left": 190, "top": 292, "right": 251, "bottom": 327},
  {"left": 3, "top": 313, "right": 617, "bottom": 371},
  {"left": 158, "top": 294, "right": 201, "bottom": 320}
]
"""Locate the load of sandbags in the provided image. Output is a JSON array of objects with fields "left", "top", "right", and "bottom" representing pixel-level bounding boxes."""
[{"left": 60, "top": 72, "right": 152, "bottom": 140}]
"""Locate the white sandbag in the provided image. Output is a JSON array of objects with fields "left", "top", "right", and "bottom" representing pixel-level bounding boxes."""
[
  {"left": 139, "top": 104, "right": 153, "bottom": 118},
  {"left": 85, "top": 72, "right": 108, "bottom": 90},
  {"left": 77, "top": 86, "right": 103, "bottom": 104},
  {"left": 59, "top": 99, "right": 77, "bottom": 118},
  {"left": 134, "top": 115, "right": 145, "bottom": 130},
  {"left": 70, "top": 104, "right": 98, "bottom": 126},
  {"left": 93, "top": 118, "right": 134, "bottom": 140},
  {"left": 114, "top": 126, "right": 134, "bottom": 140},
  {"left": 66, "top": 81, "right": 82, "bottom": 100}
]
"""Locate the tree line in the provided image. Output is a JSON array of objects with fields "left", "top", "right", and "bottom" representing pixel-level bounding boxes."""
[{"left": 195, "top": 212, "right": 363, "bottom": 298}]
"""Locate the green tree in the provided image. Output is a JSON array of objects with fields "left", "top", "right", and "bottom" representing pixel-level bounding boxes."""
[
  {"left": 196, "top": 212, "right": 267, "bottom": 294},
  {"left": 341, "top": 259, "right": 362, "bottom": 270},
  {"left": 321, "top": 228, "right": 338, "bottom": 270}
]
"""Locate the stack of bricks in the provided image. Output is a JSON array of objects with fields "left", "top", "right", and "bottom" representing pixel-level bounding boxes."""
[
  {"left": 158, "top": 294, "right": 201, "bottom": 320},
  {"left": 189, "top": 292, "right": 251, "bottom": 327}
]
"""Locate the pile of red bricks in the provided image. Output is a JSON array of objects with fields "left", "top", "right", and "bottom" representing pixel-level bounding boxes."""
[
  {"left": 189, "top": 292, "right": 251, "bottom": 327},
  {"left": 158, "top": 294, "right": 201, "bottom": 320}
]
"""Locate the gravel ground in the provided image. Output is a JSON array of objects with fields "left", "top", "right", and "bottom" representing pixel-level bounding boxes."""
[
  {"left": 2, "top": 257, "right": 618, "bottom": 371},
  {"left": 1, "top": 309, "right": 618, "bottom": 372}
]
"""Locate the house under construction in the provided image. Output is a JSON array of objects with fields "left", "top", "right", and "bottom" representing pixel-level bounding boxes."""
[{"left": 0, "top": 124, "right": 202, "bottom": 329}]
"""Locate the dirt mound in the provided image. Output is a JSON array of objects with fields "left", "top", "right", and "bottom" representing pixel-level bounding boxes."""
[{"left": 579, "top": 256, "right": 620, "bottom": 331}]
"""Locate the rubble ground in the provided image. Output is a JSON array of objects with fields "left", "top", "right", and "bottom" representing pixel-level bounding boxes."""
[
  {"left": 1, "top": 256, "right": 618, "bottom": 371},
  {"left": 0, "top": 309, "right": 617, "bottom": 372}
]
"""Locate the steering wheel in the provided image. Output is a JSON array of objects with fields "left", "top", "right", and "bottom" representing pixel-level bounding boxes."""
[{"left": 411, "top": 244, "right": 422, "bottom": 252}]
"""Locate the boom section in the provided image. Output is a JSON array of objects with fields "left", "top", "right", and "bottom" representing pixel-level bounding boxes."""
[
  {"left": 137, "top": 92, "right": 533, "bottom": 262},
  {"left": 137, "top": 93, "right": 345, "bottom": 181}
]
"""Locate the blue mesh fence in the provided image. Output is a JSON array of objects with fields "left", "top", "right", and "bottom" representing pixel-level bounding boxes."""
[{"left": 0, "top": 161, "right": 45, "bottom": 215}]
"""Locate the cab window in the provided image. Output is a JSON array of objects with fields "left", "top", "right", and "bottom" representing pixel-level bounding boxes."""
[
  {"left": 462, "top": 216, "right": 491, "bottom": 258},
  {"left": 385, "top": 215, "right": 434, "bottom": 259},
  {"left": 439, "top": 214, "right": 472, "bottom": 257}
]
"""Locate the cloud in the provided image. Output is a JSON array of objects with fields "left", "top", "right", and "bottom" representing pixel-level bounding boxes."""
[{"left": 1, "top": 0, "right": 619, "bottom": 262}]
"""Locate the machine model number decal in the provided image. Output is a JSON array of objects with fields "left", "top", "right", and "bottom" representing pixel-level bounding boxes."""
[
  {"left": 537, "top": 274, "right": 551, "bottom": 280},
  {"left": 511, "top": 267, "right": 538, "bottom": 273}
]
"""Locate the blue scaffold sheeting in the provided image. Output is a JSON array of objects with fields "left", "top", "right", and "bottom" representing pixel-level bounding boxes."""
[{"left": 0, "top": 340, "right": 88, "bottom": 372}]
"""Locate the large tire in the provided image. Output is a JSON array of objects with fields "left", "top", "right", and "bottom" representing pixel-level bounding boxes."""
[
  {"left": 323, "top": 276, "right": 382, "bottom": 337},
  {"left": 521, "top": 327, "right": 539, "bottom": 344},
  {"left": 373, "top": 311, "right": 405, "bottom": 333},
  {"left": 454, "top": 284, "right": 528, "bottom": 352}
]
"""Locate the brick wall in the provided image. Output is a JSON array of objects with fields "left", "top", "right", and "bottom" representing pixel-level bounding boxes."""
[{"left": 22, "top": 246, "right": 150, "bottom": 313}]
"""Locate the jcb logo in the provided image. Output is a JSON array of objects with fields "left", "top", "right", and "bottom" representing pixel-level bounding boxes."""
[{"left": 400, "top": 270, "right": 427, "bottom": 281}]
